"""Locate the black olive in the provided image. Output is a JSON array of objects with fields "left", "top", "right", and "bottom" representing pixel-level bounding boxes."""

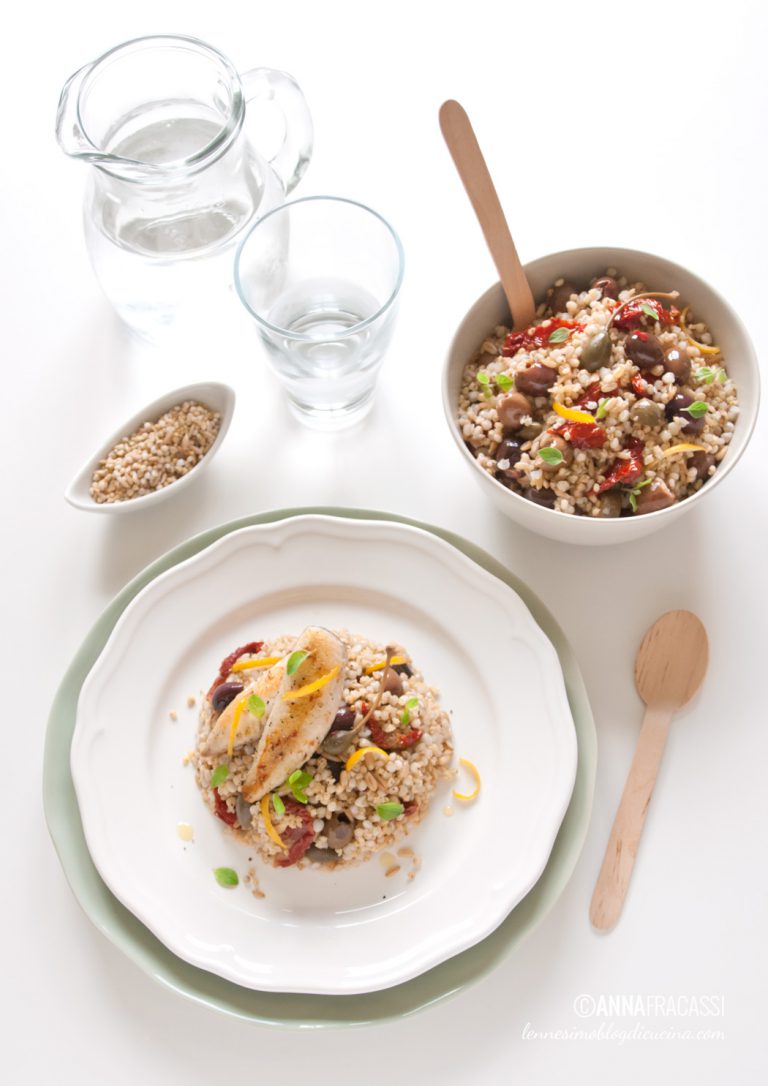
[
  {"left": 211, "top": 681, "right": 244, "bottom": 713},
  {"left": 392, "top": 663, "right": 413, "bottom": 677},
  {"left": 549, "top": 279, "right": 578, "bottom": 313},
  {"left": 515, "top": 364, "right": 558, "bottom": 396},
  {"left": 665, "top": 392, "right": 707, "bottom": 435},
  {"left": 495, "top": 437, "right": 523, "bottom": 477},
  {"left": 522, "top": 486, "right": 556, "bottom": 508},
  {"left": 664, "top": 345, "right": 691, "bottom": 384},
  {"left": 625, "top": 331, "right": 664, "bottom": 371},
  {"left": 330, "top": 707, "right": 356, "bottom": 732},
  {"left": 690, "top": 450, "right": 715, "bottom": 480},
  {"left": 635, "top": 479, "right": 677, "bottom": 514},
  {"left": 593, "top": 276, "right": 619, "bottom": 300}
]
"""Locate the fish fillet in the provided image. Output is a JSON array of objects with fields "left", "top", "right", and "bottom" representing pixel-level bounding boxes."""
[
  {"left": 242, "top": 627, "right": 347, "bottom": 802},
  {"left": 199, "top": 657, "right": 286, "bottom": 757}
]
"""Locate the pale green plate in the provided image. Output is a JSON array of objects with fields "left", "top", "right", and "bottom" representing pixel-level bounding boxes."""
[{"left": 43, "top": 508, "right": 596, "bottom": 1028}]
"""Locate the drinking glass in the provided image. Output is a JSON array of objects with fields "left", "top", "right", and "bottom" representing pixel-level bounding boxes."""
[{"left": 234, "top": 196, "right": 404, "bottom": 428}]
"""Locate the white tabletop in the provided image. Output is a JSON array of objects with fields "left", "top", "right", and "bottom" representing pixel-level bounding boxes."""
[{"left": 6, "top": 1, "right": 767, "bottom": 1081}]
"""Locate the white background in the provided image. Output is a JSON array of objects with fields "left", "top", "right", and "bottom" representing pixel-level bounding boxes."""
[{"left": 4, "top": 0, "right": 766, "bottom": 1082}]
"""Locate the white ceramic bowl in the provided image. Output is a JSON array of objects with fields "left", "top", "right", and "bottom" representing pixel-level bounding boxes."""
[
  {"left": 65, "top": 382, "right": 235, "bottom": 514},
  {"left": 443, "top": 248, "right": 759, "bottom": 545}
]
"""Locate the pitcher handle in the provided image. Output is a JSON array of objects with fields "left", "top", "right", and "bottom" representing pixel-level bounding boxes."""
[{"left": 241, "top": 67, "right": 313, "bottom": 194}]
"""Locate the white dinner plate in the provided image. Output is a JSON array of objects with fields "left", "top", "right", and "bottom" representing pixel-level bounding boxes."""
[{"left": 71, "top": 515, "right": 577, "bottom": 995}]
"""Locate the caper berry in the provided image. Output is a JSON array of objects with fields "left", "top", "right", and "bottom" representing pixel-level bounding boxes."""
[{"left": 580, "top": 331, "right": 612, "bottom": 372}]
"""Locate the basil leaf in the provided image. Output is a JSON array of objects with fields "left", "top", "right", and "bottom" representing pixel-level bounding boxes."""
[
  {"left": 548, "top": 327, "right": 570, "bottom": 344},
  {"left": 717, "top": 370, "right": 727, "bottom": 384},
  {"left": 683, "top": 401, "right": 709, "bottom": 418},
  {"left": 287, "top": 769, "right": 313, "bottom": 803},
  {"left": 376, "top": 802, "right": 404, "bottom": 821},
  {"left": 629, "top": 492, "right": 638, "bottom": 513},
  {"left": 641, "top": 302, "right": 659, "bottom": 320},
  {"left": 496, "top": 373, "right": 514, "bottom": 392},
  {"left": 211, "top": 764, "right": 229, "bottom": 788},
  {"left": 400, "top": 696, "right": 419, "bottom": 726},
  {"left": 695, "top": 367, "right": 715, "bottom": 384},
  {"left": 596, "top": 398, "right": 608, "bottom": 420},
  {"left": 213, "top": 867, "right": 239, "bottom": 887},
  {"left": 247, "top": 694, "right": 265, "bottom": 718},
  {"left": 272, "top": 793, "right": 285, "bottom": 817},
  {"left": 538, "top": 447, "right": 564, "bottom": 465},
  {"left": 476, "top": 371, "right": 490, "bottom": 386},
  {"left": 286, "top": 649, "right": 310, "bottom": 676}
]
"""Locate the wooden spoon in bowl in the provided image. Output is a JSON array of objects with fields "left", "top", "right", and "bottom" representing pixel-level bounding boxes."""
[
  {"left": 439, "top": 99, "right": 536, "bottom": 331},
  {"left": 589, "top": 610, "right": 709, "bottom": 932}
]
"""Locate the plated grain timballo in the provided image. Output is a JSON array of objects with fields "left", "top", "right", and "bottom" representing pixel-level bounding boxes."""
[
  {"left": 193, "top": 627, "right": 454, "bottom": 869},
  {"left": 457, "top": 271, "right": 739, "bottom": 516}
]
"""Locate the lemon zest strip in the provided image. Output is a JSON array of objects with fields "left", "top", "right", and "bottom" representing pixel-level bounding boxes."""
[
  {"left": 661, "top": 443, "right": 707, "bottom": 458},
  {"left": 226, "top": 696, "right": 247, "bottom": 759},
  {"left": 231, "top": 655, "right": 283, "bottom": 672},
  {"left": 679, "top": 306, "right": 721, "bottom": 356},
  {"left": 345, "top": 746, "right": 389, "bottom": 772},
  {"left": 452, "top": 757, "right": 481, "bottom": 802},
  {"left": 260, "top": 795, "right": 286, "bottom": 849},
  {"left": 363, "top": 655, "right": 408, "bottom": 675},
  {"left": 281, "top": 665, "right": 340, "bottom": 702},
  {"left": 552, "top": 401, "right": 596, "bottom": 425}
]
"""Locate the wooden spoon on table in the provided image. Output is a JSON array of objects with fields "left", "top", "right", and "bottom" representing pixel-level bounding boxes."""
[
  {"left": 439, "top": 99, "right": 536, "bottom": 331},
  {"left": 589, "top": 610, "right": 709, "bottom": 932}
]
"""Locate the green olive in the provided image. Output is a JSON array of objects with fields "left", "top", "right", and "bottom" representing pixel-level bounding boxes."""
[
  {"left": 630, "top": 398, "right": 665, "bottom": 428},
  {"left": 580, "top": 331, "right": 612, "bottom": 372}
]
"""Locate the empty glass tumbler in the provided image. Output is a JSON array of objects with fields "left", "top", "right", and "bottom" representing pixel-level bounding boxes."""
[{"left": 234, "top": 196, "right": 404, "bottom": 428}]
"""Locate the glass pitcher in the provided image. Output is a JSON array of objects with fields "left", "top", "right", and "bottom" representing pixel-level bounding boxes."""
[{"left": 55, "top": 34, "right": 313, "bottom": 341}]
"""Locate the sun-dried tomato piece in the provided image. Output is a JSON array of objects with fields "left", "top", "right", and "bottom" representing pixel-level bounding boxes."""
[
  {"left": 549, "top": 421, "right": 606, "bottom": 449},
  {"left": 275, "top": 800, "right": 317, "bottom": 867},
  {"left": 597, "top": 438, "right": 646, "bottom": 493},
  {"left": 403, "top": 801, "right": 419, "bottom": 817},
  {"left": 368, "top": 717, "right": 422, "bottom": 751},
  {"left": 613, "top": 299, "right": 680, "bottom": 330},
  {"left": 631, "top": 373, "right": 651, "bottom": 397},
  {"left": 206, "top": 640, "right": 265, "bottom": 699},
  {"left": 213, "top": 788, "right": 237, "bottom": 826},
  {"left": 502, "top": 318, "right": 582, "bottom": 357},
  {"left": 575, "top": 382, "right": 619, "bottom": 410}
]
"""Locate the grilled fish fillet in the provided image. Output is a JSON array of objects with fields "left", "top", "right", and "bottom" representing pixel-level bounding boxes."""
[
  {"left": 199, "top": 657, "right": 286, "bottom": 757},
  {"left": 242, "top": 626, "right": 347, "bottom": 802}
]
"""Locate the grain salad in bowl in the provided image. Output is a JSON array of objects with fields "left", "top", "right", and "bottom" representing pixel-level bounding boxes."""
[
  {"left": 193, "top": 626, "right": 455, "bottom": 869},
  {"left": 444, "top": 247, "right": 759, "bottom": 544},
  {"left": 459, "top": 271, "right": 739, "bottom": 518}
]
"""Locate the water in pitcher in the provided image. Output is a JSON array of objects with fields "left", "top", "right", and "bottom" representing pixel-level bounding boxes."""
[{"left": 85, "top": 115, "right": 271, "bottom": 340}]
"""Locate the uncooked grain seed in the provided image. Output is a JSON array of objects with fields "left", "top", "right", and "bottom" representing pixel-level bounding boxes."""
[{"left": 89, "top": 400, "right": 220, "bottom": 504}]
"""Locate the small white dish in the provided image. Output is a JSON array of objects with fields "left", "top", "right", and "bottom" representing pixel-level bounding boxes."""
[
  {"left": 70, "top": 515, "right": 578, "bottom": 995},
  {"left": 64, "top": 382, "right": 235, "bottom": 514}
]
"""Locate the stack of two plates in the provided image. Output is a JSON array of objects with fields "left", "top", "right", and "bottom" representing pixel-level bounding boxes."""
[{"left": 44, "top": 510, "right": 596, "bottom": 1027}]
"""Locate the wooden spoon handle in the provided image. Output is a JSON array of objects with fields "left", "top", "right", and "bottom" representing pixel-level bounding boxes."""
[
  {"left": 589, "top": 705, "right": 673, "bottom": 932},
  {"left": 439, "top": 100, "right": 536, "bottom": 331}
]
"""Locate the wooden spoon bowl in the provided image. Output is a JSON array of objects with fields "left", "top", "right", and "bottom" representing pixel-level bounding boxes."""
[{"left": 590, "top": 610, "right": 709, "bottom": 932}]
